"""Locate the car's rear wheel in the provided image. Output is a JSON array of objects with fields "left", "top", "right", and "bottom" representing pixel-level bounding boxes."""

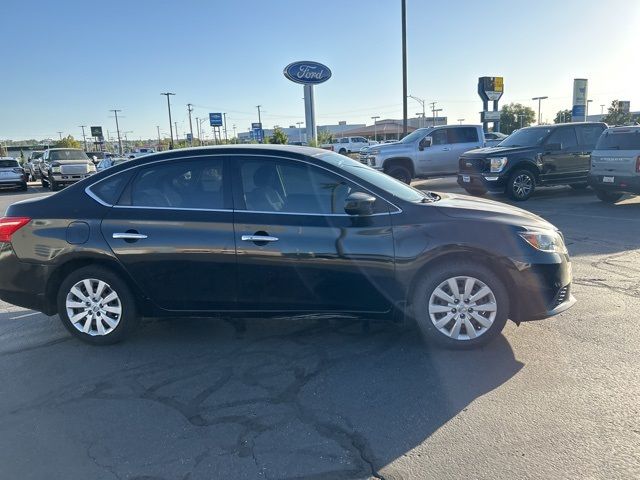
[
  {"left": 595, "top": 190, "right": 624, "bottom": 204},
  {"left": 507, "top": 170, "right": 535, "bottom": 201},
  {"left": 338, "top": 148, "right": 347, "bottom": 155},
  {"left": 50, "top": 179, "right": 59, "bottom": 191},
  {"left": 57, "top": 266, "right": 138, "bottom": 345},
  {"left": 385, "top": 164, "right": 412, "bottom": 184},
  {"left": 411, "top": 261, "right": 509, "bottom": 349}
]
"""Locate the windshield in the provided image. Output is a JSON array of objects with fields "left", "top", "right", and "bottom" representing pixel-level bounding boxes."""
[
  {"left": 499, "top": 127, "right": 552, "bottom": 147},
  {"left": 318, "top": 151, "right": 428, "bottom": 203},
  {"left": 49, "top": 150, "right": 90, "bottom": 161},
  {"left": 399, "top": 128, "right": 431, "bottom": 144},
  {"left": 0, "top": 160, "right": 19, "bottom": 168},
  {"left": 595, "top": 130, "right": 640, "bottom": 150}
]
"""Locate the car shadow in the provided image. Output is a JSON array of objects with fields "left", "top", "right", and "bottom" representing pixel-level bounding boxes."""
[{"left": 1, "top": 317, "right": 523, "bottom": 479}]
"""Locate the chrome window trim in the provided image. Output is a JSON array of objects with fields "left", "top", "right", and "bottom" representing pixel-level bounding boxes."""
[{"left": 84, "top": 152, "right": 403, "bottom": 214}]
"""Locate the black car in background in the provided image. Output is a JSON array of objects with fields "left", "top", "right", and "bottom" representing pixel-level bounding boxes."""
[
  {"left": 458, "top": 122, "right": 607, "bottom": 200},
  {"left": 0, "top": 146, "right": 575, "bottom": 349}
]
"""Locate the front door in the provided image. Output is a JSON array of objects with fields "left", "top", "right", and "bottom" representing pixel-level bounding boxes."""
[
  {"left": 232, "top": 155, "right": 396, "bottom": 313},
  {"left": 416, "top": 128, "right": 450, "bottom": 175},
  {"left": 101, "top": 156, "right": 237, "bottom": 311},
  {"left": 540, "top": 126, "right": 580, "bottom": 183}
]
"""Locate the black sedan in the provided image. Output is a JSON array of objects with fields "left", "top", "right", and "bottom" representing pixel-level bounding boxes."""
[{"left": 0, "top": 146, "right": 575, "bottom": 348}]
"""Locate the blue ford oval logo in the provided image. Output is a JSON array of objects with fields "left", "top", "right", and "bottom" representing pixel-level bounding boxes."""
[{"left": 284, "top": 61, "right": 332, "bottom": 85}]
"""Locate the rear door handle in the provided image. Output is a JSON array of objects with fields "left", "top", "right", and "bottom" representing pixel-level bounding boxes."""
[
  {"left": 241, "top": 235, "right": 279, "bottom": 242},
  {"left": 113, "top": 232, "right": 148, "bottom": 240}
]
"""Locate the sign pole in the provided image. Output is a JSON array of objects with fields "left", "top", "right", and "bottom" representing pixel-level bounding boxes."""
[{"left": 303, "top": 84, "right": 317, "bottom": 144}]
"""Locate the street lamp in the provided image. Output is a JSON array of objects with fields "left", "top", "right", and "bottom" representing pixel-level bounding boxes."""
[
  {"left": 457, "top": 118, "right": 465, "bottom": 125},
  {"left": 296, "top": 121, "right": 304, "bottom": 143},
  {"left": 408, "top": 95, "right": 426, "bottom": 128},
  {"left": 600, "top": 104, "right": 606, "bottom": 115},
  {"left": 586, "top": 99, "right": 593, "bottom": 120},
  {"left": 433, "top": 109, "right": 443, "bottom": 125},
  {"left": 532, "top": 96, "right": 548, "bottom": 124},
  {"left": 160, "top": 92, "right": 176, "bottom": 149},
  {"left": 371, "top": 116, "right": 380, "bottom": 142}
]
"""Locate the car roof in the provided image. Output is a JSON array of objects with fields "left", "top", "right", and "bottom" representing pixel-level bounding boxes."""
[
  {"left": 604, "top": 125, "right": 640, "bottom": 133},
  {"left": 46, "top": 148, "right": 85, "bottom": 151}
]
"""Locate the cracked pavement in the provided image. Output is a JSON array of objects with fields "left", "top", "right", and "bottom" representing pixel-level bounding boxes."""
[{"left": 0, "top": 182, "right": 638, "bottom": 479}]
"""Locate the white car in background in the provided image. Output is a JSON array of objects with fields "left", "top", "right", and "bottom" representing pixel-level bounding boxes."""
[{"left": 321, "top": 136, "right": 377, "bottom": 155}]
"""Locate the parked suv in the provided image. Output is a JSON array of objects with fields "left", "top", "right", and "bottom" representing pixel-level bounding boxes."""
[
  {"left": 0, "top": 158, "right": 28, "bottom": 191},
  {"left": 458, "top": 122, "right": 606, "bottom": 201},
  {"left": 40, "top": 148, "right": 96, "bottom": 191},
  {"left": 360, "top": 125, "right": 485, "bottom": 183},
  {"left": 588, "top": 126, "right": 640, "bottom": 203}
]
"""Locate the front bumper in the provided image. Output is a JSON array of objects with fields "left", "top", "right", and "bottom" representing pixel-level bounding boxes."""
[
  {"left": 507, "top": 253, "right": 575, "bottom": 322},
  {"left": 51, "top": 173, "right": 93, "bottom": 184},
  {"left": 457, "top": 172, "right": 507, "bottom": 192},
  {"left": 588, "top": 173, "right": 640, "bottom": 194},
  {"left": 0, "top": 180, "right": 27, "bottom": 189}
]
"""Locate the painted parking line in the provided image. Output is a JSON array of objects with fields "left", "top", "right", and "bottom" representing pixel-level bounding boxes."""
[{"left": 9, "top": 311, "right": 40, "bottom": 320}]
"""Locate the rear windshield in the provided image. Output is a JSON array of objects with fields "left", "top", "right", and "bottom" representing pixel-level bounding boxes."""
[
  {"left": 49, "top": 150, "right": 90, "bottom": 161},
  {"left": 0, "top": 160, "right": 19, "bottom": 168},
  {"left": 595, "top": 130, "right": 640, "bottom": 150}
]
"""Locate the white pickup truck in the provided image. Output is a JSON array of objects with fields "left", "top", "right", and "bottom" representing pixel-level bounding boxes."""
[{"left": 321, "top": 136, "right": 377, "bottom": 155}]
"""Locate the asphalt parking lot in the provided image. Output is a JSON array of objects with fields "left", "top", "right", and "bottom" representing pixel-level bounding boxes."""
[{"left": 0, "top": 181, "right": 638, "bottom": 480}]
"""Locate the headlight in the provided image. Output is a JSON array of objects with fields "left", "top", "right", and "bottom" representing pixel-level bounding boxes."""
[
  {"left": 88, "top": 164, "right": 96, "bottom": 172},
  {"left": 369, "top": 149, "right": 381, "bottom": 156},
  {"left": 51, "top": 166, "right": 61, "bottom": 173},
  {"left": 489, "top": 157, "right": 508, "bottom": 172},
  {"left": 519, "top": 228, "right": 567, "bottom": 254}
]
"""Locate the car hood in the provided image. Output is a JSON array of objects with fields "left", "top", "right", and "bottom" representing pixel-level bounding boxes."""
[
  {"left": 461, "top": 145, "right": 539, "bottom": 158},
  {"left": 368, "top": 142, "right": 411, "bottom": 154},
  {"left": 434, "top": 193, "right": 554, "bottom": 230}
]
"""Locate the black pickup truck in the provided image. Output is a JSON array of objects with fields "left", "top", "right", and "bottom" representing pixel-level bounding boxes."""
[{"left": 458, "top": 122, "right": 606, "bottom": 201}]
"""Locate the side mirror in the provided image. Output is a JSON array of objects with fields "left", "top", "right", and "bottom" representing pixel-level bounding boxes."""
[
  {"left": 419, "top": 137, "right": 432, "bottom": 151},
  {"left": 545, "top": 142, "right": 561, "bottom": 152},
  {"left": 344, "top": 192, "right": 376, "bottom": 216}
]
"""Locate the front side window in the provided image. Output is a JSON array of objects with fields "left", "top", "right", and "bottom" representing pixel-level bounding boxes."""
[
  {"left": 125, "top": 158, "right": 225, "bottom": 209},
  {"left": 430, "top": 129, "right": 448, "bottom": 145},
  {"left": 238, "top": 158, "right": 386, "bottom": 215},
  {"left": 547, "top": 128, "right": 578, "bottom": 149}
]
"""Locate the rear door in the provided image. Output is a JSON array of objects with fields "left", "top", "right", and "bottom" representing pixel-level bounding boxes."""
[
  {"left": 540, "top": 126, "right": 580, "bottom": 183},
  {"left": 445, "top": 127, "right": 482, "bottom": 173},
  {"left": 232, "top": 154, "right": 396, "bottom": 313},
  {"left": 101, "top": 156, "right": 237, "bottom": 311}
]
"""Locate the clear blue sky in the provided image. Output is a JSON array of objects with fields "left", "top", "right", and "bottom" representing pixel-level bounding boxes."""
[{"left": 2, "top": 0, "right": 639, "bottom": 141}]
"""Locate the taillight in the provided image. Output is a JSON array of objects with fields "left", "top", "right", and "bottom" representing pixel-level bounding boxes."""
[
  {"left": 0, "top": 217, "right": 31, "bottom": 243},
  {"left": 636, "top": 156, "right": 640, "bottom": 173}
]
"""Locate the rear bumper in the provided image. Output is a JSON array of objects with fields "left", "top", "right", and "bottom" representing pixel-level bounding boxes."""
[
  {"left": 0, "top": 243, "right": 53, "bottom": 314},
  {"left": 457, "top": 172, "right": 507, "bottom": 192},
  {"left": 588, "top": 173, "right": 640, "bottom": 194}
]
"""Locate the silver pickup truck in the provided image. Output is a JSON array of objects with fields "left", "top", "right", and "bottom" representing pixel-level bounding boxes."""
[{"left": 359, "top": 125, "right": 485, "bottom": 183}]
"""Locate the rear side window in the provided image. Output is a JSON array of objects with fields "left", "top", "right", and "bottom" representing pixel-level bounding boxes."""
[
  {"left": 576, "top": 125, "right": 605, "bottom": 147},
  {"left": 546, "top": 128, "right": 578, "bottom": 149},
  {"left": 89, "top": 173, "right": 131, "bottom": 205},
  {"left": 595, "top": 130, "right": 640, "bottom": 150},
  {"left": 448, "top": 127, "right": 479, "bottom": 144}
]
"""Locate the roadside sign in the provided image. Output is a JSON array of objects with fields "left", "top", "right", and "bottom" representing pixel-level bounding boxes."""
[
  {"left": 251, "top": 122, "right": 262, "bottom": 130},
  {"left": 478, "top": 77, "right": 504, "bottom": 101},
  {"left": 90, "top": 126, "right": 103, "bottom": 137},
  {"left": 571, "top": 78, "right": 588, "bottom": 122},
  {"left": 186, "top": 133, "right": 193, "bottom": 141},
  {"left": 209, "top": 113, "right": 223, "bottom": 127},
  {"left": 283, "top": 61, "right": 332, "bottom": 85},
  {"left": 481, "top": 111, "right": 501, "bottom": 122}
]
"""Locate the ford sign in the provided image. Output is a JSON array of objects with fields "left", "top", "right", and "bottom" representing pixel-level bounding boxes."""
[{"left": 284, "top": 61, "right": 332, "bottom": 85}]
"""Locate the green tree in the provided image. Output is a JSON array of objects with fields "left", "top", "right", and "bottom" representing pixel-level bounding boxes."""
[
  {"left": 554, "top": 109, "right": 572, "bottom": 124},
  {"left": 601, "top": 100, "right": 636, "bottom": 126},
  {"left": 269, "top": 127, "right": 288, "bottom": 145},
  {"left": 499, "top": 103, "right": 536, "bottom": 134},
  {"left": 316, "top": 129, "right": 333, "bottom": 145},
  {"left": 54, "top": 135, "right": 81, "bottom": 149}
]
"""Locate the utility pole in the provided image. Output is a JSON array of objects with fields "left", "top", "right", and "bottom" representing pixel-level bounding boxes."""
[
  {"left": 408, "top": 95, "right": 426, "bottom": 128},
  {"left": 434, "top": 108, "right": 443, "bottom": 125},
  {"left": 195, "top": 117, "right": 201, "bottom": 146},
  {"left": 156, "top": 125, "right": 161, "bottom": 150},
  {"left": 174, "top": 122, "right": 179, "bottom": 143},
  {"left": 232, "top": 124, "right": 237, "bottom": 141},
  {"left": 401, "top": 0, "right": 408, "bottom": 136},
  {"left": 255, "top": 105, "right": 262, "bottom": 143},
  {"left": 199, "top": 118, "right": 207, "bottom": 145},
  {"left": 79, "top": 126, "right": 87, "bottom": 150},
  {"left": 296, "top": 121, "right": 303, "bottom": 143},
  {"left": 160, "top": 92, "right": 176, "bottom": 149},
  {"left": 187, "top": 103, "right": 194, "bottom": 147},
  {"left": 429, "top": 102, "right": 438, "bottom": 126},
  {"left": 371, "top": 116, "right": 380, "bottom": 142},
  {"left": 222, "top": 113, "right": 228, "bottom": 142},
  {"left": 109, "top": 109, "right": 123, "bottom": 155},
  {"left": 532, "top": 96, "right": 548, "bottom": 124}
]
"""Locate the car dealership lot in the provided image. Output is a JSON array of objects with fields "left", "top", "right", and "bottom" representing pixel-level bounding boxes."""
[{"left": 0, "top": 182, "right": 638, "bottom": 479}]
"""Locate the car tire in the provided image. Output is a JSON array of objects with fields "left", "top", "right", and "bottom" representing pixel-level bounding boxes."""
[
  {"left": 41, "top": 176, "right": 48, "bottom": 187},
  {"left": 464, "top": 186, "right": 487, "bottom": 197},
  {"left": 50, "top": 179, "right": 59, "bottom": 191},
  {"left": 385, "top": 164, "right": 412, "bottom": 184},
  {"left": 338, "top": 148, "right": 347, "bottom": 155},
  {"left": 57, "top": 266, "right": 139, "bottom": 345},
  {"left": 19, "top": 183, "right": 28, "bottom": 192},
  {"left": 595, "top": 190, "right": 624, "bottom": 204},
  {"left": 410, "top": 261, "right": 509, "bottom": 349},
  {"left": 507, "top": 170, "right": 535, "bottom": 201},
  {"left": 570, "top": 183, "right": 588, "bottom": 190}
]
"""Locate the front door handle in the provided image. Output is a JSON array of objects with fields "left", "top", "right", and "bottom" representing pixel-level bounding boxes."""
[
  {"left": 241, "top": 235, "right": 279, "bottom": 242},
  {"left": 113, "top": 232, "right": 148, "bottom": 240},
  {"left": 442, "top": 147, "right": 451, "bottom": 151}
]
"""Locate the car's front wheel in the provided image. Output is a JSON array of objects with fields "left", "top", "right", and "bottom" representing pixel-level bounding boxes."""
[
  {"left": 411, "top": 261, "right": 509, "bottom": 349},
  {"left": 385, "top": 164, "right": 412, "bottom": 184},
  {"left": 595, "top": 190, "right": 624, "bottom": 204},
  {"left": 57, "top": 266, "right": 138, "bottom": 345},
  {"left": 507, "top": 170, "right": 536, "bottom": 201}
]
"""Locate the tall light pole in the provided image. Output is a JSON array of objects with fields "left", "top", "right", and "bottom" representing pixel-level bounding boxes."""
[
  {"left": 255, "top": 105, "right": 263, "bottom": 143},
  {"left": 433, "top": 108, "right": 443, "bottom": 125},
  {"left": 518, "top": 114, "right": 526, "bottom": 128},
  {"left": 457, "top": 118, "right": 465, "bottom": 125},
  {"left": 109, "top": 109, "right": 123, "bottom": 155},
  {"left": 600, "top": 104, "right": 605, "bottom": 115},
  {"left": 532, "top": 96, "right": 548, "bottom": 124},
  {"left": 586, "top": 99, "right": 593, "bottom": 120},
  {"left": 401, "top": 0, "right": 408, "bottom": 135},
  {"left": 223, "top": 113, "right": 228, "bottom": 142},
  {"left": 160, "top": 92, "right": 175, "bottom": 149},
  {"left": 187, "top": 103, "right": 194, "bottom": 147},
  {"left": 57, "top": 131, "right": 63, "bottom": 140},
  {"left": 199, "top": 118, "right": 207, "bottom": 145},
  {"left": 296, "top": 121, "right": 303, "bottom": 143},
  {"left": 79, "top": 125, "right": 87, "bottom": 151},
  {"left": 174, "top": 122, "right": 179, "bottom": 143},
  {"left": 371, "top": 116, "right": 380, "bottom": 142},
  {"left": 232, "top": 124, "right": 237, "bottom": 141},
  {"left": 408, "top": 95, "right": 426, "bottom": 128}
]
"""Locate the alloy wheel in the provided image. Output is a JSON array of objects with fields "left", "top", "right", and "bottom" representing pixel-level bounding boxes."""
[
  {"left": 512, "top": 174, "right": 533, "bottom": 198},
  {"left": 428, "top": 276, "right": 497, "bottom": 341},
  {"left": 65, "top": 278, "right": 122, "bottom": 336}
]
